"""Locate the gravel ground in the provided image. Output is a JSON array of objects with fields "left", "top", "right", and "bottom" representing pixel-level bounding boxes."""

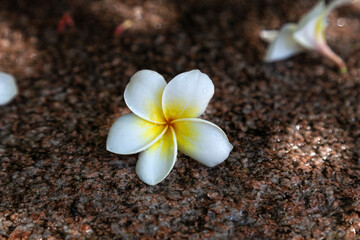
[{"left": 0, "top": 0, "right": 360, "bottom": 239}]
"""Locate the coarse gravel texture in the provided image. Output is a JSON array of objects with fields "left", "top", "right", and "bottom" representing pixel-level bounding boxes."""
[{"left": 1, "top": 0, "right": 360, "bottom": 239}]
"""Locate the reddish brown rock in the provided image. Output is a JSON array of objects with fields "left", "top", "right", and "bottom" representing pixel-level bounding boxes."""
[{"left": 0, "top": 0, "right": 360, "bottom": 239}]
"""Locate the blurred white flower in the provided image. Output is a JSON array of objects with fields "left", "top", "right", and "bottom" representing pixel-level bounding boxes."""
[{"left": 261, "top": 0, "right": 352, "bottom": 73}]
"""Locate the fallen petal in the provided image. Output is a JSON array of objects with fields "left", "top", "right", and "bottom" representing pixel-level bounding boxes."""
[
  {"left": 114, "top": 20, "right": 133, "bottom": 36},
  {"left": 57, "top": 12, "right": 75, "bottom": 34}
]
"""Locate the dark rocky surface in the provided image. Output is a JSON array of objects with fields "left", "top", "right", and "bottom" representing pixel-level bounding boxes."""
[{"left": 1, "top": 0, "right": 360, "bottom": 239}]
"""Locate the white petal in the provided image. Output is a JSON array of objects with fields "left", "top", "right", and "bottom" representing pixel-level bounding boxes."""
[
  {"left": 264, "top": 23, "right": 304, "bottom": 62},
  {"left": 293, "top": 15, "right": 326, "bottom": 50},
  {"left": 322, "top": 0, "right": 352, "bottom": 18},
  {"left": 293, "top": 1, "right": 326, "bottom": 50},
  {"left": 124, "top": 70, "right": 167, "bottom": 124},
  {"left": 293, "top": 0, "right": 351, "bottom": 51},
  {"left": 162, "top": 70, "right": 214, "bottom": 121},
  {"left": 0, "top": 72, "right": 18, "bottom": 106},
  {"left": 136, "top": 127, "right": 177, "bottom": 185},
  {"left": 297, "top": 0, "right": 326, "bottom": 30},
  {"left": 260, "top": 30, "right": 279, "bottom": 43},
  {"left": 106, "top": 113, "right": 167, "bottom": 154},
  {"left": 172, "top": 118, "right": 232, "bottom": 167}
]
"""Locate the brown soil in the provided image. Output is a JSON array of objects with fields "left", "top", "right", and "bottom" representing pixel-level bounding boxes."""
[{"left": 1, "top": 0, "right": 360, "bottom": 239}]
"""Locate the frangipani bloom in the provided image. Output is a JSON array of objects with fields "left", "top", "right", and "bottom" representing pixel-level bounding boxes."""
[
  {"left": 0, "top": 72, "right": 18, "bottom": 106},
  {"left": 107, "top": 70, "right": 233, "bottom": 185},
  {"left": 261, "top": 0, "right": 352, "bottom": 73}
]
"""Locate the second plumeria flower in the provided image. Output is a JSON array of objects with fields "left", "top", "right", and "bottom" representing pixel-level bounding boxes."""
[
  {"left": 107, "top": 69, "right": 233, "bottom": 185},
  {"left": 0, "top": 72, "right": 18, "bottom": 106},
  {"left": 261, "top": 0, "right": 352, "bottom": 73}
]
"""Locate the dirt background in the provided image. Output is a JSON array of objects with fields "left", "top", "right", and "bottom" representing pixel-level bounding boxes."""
[{"left": 1, "top": 0, "right": 360, "bottom": 239}]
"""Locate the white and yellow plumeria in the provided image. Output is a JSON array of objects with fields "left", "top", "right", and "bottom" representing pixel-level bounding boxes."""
[
  {"left": 261, "top": 0, "right": 353, "bottom": 73},
  {"left": 0, "top": 72, "right": 18, "bottom": 106},
  {"left": 107, "top": 69, "right": 233, "bottom": 185}
]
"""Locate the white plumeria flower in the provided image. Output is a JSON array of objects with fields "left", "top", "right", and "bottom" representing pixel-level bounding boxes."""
[
  {"left": 107, "top": 69, "right": 233, "bottom": 185},
  {"left": 0, "top": 72, "right": 18, "bottom": 106},
  {"left": 261, "top": 0, "right": 352, "bottom": 73}
]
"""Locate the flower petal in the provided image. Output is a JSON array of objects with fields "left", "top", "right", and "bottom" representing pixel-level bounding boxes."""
[
  {"left": 319, "top": 0, "right": 352, "bottom": 22},
  {"left": 172, "top": 118, "right": 232, "bottom": 167},
  {"left": 264, "top": 23, "right": 304, "bottom": 62},
  {"left": 124, "top": 70, "right": 167, "bottom": 124},
  {"left": 106, "top": 113, "right": 167, "bottom": 155},
  {"left": 0, "top": 72, "right": 18, "bottom": 106},
  {"left": 293, "top": 0, "right": 327, "bottom": 50},
  {"left": 297, "top": 0, "right": 326, "bottom": 30},
  {"left": 293, "top": 0, "right": 352, "bottom": 51},
  {"left": 260, "top": 30, "right": 279, "bottom": 43},
  {"left": 136, "top": 127, "right": 177, "bottom": 185},
  {"left": 162, "top": 70, "right": 214, "bottom": 121},
  {"left": 293, "top": 14, "right": 325, "bottom": 50},
  {"left": 294, "top": 0, "right": 351, "bottom": 71}
]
